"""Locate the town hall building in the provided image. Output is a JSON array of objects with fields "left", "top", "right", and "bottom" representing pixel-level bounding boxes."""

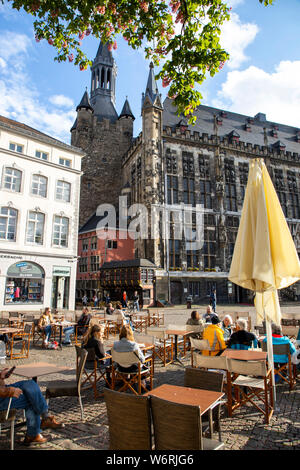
[{"left": 72, "top": 42, "right": 300, "bottom": 305}]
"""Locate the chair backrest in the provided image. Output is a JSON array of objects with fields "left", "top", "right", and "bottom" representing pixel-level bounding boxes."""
[
  {"left": 104, "top": 388, "right": 152, "bottom": 450},
  {"left": 261, "top": 341, "right": 290, "bottom": 356},
  {"left": 24, "top": 315, "right": 35, "bottom": 323},
  {"left": 184, "top": 366, "right": 224, "bottom": 391},
  {"left": 134, "top": 334, "right": 155, "bottom": 345},
  {"left": 75, "top": 345, "right": 88, "bottom": 390},
  {"left": 150, "top": 395, "right": 203, "bottom": 450},
  {"left": 227, "top": 358, "right": 267, "bottom": 377},
  {"left": 111, "top": 349, "right": 140, "bottom": 368},
  {"left": 24, "top": 323, "right": 33, "bottom": 334},
  {"left": 9, "top": 312, "right": 19, "bottom": 318},
  {"left": 190, "top": 337, "right": 210, "bottom": 351},
  {"left": 186, "top": 325, "right": 203, "bottom": 333},
  {"left": 147, "top": 327, "right": 167, "bottom": 340},
  {"left": 167, "top": 324, "right": 186, "bottom": 331},
  {"left": 281, "top": 326, "right": 298, "bottom": 337},
  {"left": 0, "top": 318, "right": 10, "bottom": 326},
  {"left": 194, "top": 354, "right": 228, "bottom": 371}
]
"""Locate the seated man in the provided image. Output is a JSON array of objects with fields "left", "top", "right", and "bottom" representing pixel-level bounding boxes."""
[
  {"left": 202, "top": 305, "right": 218, "bottom": 324},
  {"left": 63, "top": 307, "right": 91, "bottom": 345},
  {"left": 202, "top": 315, "right": 227, "bottom": 356},
  {"left": 186, "top": 311, "right": 204, "bottom": 339},
  {"left": 0, "top": 368, "right": 63, "bottom": 445},
  {"left": 263, "top": 322, "right": 297, "bottom": 365},
  {"left": 227, "top": 318, "right": 258, "bottom": 350},
  {"left": 106, "top": 303, "right": 115, "bottom": 315}
]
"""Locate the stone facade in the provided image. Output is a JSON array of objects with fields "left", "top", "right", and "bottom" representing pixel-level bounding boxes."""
[{"left": 73, "top": 43, "right": 300, "bottom": 305}]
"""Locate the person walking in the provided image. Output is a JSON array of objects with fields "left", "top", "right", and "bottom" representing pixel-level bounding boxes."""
[
  {"left": 210, "top": 289, "right": 217, "bottom": 313},
  {"left": 121, "top": 291, "right": 128, "bottom": 308},
  {"left": 133, "top": 291, "right": 140, "bottom": 312}
]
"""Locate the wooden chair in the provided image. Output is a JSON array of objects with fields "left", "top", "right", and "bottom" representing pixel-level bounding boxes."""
[
  {"left": 45, "top": 346, "right": 88, "bottom": 421},
  {"left": 74, "top": 324, "right": 90, "bottom": 345},
  {"left": 184, "top": 367, "right": 225, "bottom": 441},
  {"left": 281, "top": 325, "right": 299, "bottom": 340},
  {"left": 131, "top": 314, "right": 148, "bottom": 333},
  {"left": 32, "top": 319, "right": 45, "bottom": 346},
  {"left": 7, "top": 323, "right": 32, "bottom": 360},
  {"left": 262, "top": 342, "right": 296, "bottom": 390},
  {"left": 110, "top": 349, "right": 153, "bottom": 395},
  {"left": 147, "top": 327, "right": 173, "bottom": 366},
  {"left": 0, "top": 400, "right": 17, "bottom": 450},
  {"left": 9, "top": 312, "right": 24, "bottom": 329},
  {"left": 148, "top": 312, "right": 164, "bottom": 327},
  {"left": 104, "top": 388, "right": 152, "bottom": 450},
  {"left": 0, "top": 318, "right": 10, "bottom": 327},
  {"left": 82, "top": 348, "right": 112, "bottom": 398},
  {"left": 190, "top": 337, "right": 212, "bottom": 366},
  {"left": 150, "top": 395, "right": 225, "bottom": 450},
  {"left": 227, "top": 358, "right": 274, "bottom": 424}
]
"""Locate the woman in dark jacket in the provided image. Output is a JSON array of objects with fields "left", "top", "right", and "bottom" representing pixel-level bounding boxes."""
[{"left": 82, "top": 324, "right": 110, "bottom": 369}]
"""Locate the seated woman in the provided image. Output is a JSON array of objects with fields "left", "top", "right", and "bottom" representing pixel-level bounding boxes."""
[
  {"left": 82, "top": 324, "right": 110, "bottom": 369},
  {"left": 263, "top": 322, "right": 297, "bottom": 364},
  {"left": 221, "top": 314, "right": 233, "bottom": 342},
  {"left": 186, "top": 311, "right": 204, "bottom": 339},
  {"left": 62, "top": 307, "right": 91, "bottom": 345},
  {"left": 38, "top": 307, "right": 53, "bottom": 348},
  {"left": 227, "top": 319, "right": 258, "bottom": 350},
  {"left": 112, "top": 324, "right": 146, "bottom": 373}
]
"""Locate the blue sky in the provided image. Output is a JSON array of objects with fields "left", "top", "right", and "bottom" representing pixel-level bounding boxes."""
[{"left": 0, "top": 0, "right": 300, "bottom": 144}]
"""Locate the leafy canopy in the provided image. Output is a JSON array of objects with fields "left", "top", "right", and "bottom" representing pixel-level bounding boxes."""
[{"left": 4, "top": 0, "right": 274, "bottom": 123}]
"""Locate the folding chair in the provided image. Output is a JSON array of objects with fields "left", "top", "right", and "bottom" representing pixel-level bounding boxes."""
[
  {"left": 82, "top": 348, "right": 112, "bottom": 398},
  {"left": 131, "top": 314, "right": 148, "bottom": 333},
  {"left": 227, "top": 358, "right": 274, "bottom": 424},
  {"left": 150, "top": 396, "right": 225, "bottom": 450},
  {"left": 111, "top": 349, "right": 153, "bottom": 395},
  {"left": 7, "top": 323, "right": 32, "bottom": 360},
  {"left": 0, "top": 399, "right": 17, "bottom": 450},
  {"left": 190, "top": 337, "right": 211, "bottom": 366},
  {"left": 147, "top": 327, "right": 173, "bottom": 366},
  {"left": 262, "top": 342, "right": 296, "bottom": 390}
]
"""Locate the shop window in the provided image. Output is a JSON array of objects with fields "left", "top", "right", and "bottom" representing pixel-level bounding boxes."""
[
  {"left": 5, "top": 262, "right": 45, "bottom": 305},
  {"left": 0, "top": 207, "right": 18, "bottom": 241},
  {"left": 3, "top": 167, "right": 22, "bottom": 192}
]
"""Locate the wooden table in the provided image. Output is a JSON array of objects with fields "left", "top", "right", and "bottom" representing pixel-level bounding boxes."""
[
  {"left": 13, "top": 361, "right": 72, "bottom": 382},
  {"left": 0, "top": 327, "right": 24, "bottom": 359},
  {"left": 52, "top": 321, "right": 77, "bottom": 349},
  {"left": 165, "top": 329, "right": 195, "bottom": 366},
  {"left": 145, "top": 383, "right": 224, "bottom": 412},
  {"left": 221, "top": 349, "right": 267, "bottom": 361}
]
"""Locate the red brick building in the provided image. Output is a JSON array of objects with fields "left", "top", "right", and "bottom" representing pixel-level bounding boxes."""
[{"left": 76, "top": 213, "right": 135, "bottom": 303}]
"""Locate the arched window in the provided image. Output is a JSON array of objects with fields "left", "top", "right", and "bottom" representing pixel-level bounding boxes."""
[
  {"left": 107, "top": 70, "right": 111, "bottom": 89},
  {"left": 31, "top": 174, "right": 47, "bottom": 198},
  {"left": 26, "top": 211, "right": 45, "bottom": 245},
  {"left": 101, "top": 68, "right": 105, "bottom": 88},
  {"left": 0, "top": 207, "right": 18, "bottom": 241},
  {"left": 3, "top": 167, "right": 22, "bottom": 192}
]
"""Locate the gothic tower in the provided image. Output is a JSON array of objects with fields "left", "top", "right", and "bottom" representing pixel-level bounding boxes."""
[{"left": 71, "top": 42, "right": 135, "bottom": 227}]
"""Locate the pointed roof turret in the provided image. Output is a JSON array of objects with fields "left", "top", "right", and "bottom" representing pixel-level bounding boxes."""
[
  {"left": 76, "top": 88, "right": 93, "bottom": 112},
  {"left": 119, "top": 97, "right": 135, "bottom": 120},
  {"left": 94, "top": 41, "right": 114, "bottom": 66},
  {"left": 142, "top": 62, "right": 163, "bottom": 111}
]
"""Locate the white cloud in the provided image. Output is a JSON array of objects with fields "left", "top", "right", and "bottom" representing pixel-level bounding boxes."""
[
  {"left": 0, "top": 31, "right": 75, "bottom": 143},
  {"left": 49, "top": 94, "right": 74, "bottom": 108},
  {"left": 212, "top": 60, "right": 300, "bottom": 127},
  {"left": 226, "top": 0, "right": 244, "bottom": 8},
  {"left": 221, "top": 12, "right": 259, "bottom": 69}
]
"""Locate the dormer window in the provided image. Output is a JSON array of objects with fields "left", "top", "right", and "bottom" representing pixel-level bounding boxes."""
[
  {"left": 245, "top": 123, "right": 251, "bottom": 132},
  {"left": 272, "top": 129, "right": 278, "bottom": 138},
  {"left": 221, "top": 111, "right": 227, "bottom": 118},
  {"left": 273, "top": 140, "right": 286, "bottom": 151},
  {"left": 228, "top": 130, "right": 240, "bottom": 143},
  {"left": 216, "top": 116, "right": 223, "bottom": 125}
]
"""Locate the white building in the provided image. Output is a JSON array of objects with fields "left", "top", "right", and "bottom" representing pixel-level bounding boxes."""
[{"left": 0, "top": 115, "right": 84, "bottom": 312}]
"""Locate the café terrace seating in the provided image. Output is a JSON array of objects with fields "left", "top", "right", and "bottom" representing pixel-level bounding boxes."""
[{"left": 110, "top": 349, "right": 153, "bottom": 396}]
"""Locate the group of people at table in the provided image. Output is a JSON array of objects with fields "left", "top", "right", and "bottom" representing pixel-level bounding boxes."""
[{"left": 0, "top": 304, "right": 299, "bottom": 446}]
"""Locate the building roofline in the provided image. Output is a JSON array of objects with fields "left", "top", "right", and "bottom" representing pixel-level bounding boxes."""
[{"left": 0, "top": 115, "right": 85, "bottom": 156}]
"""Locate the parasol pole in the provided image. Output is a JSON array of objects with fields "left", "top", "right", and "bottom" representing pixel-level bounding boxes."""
[{"left": 264, "top": 307, "right": 277, "bottom": 406}]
